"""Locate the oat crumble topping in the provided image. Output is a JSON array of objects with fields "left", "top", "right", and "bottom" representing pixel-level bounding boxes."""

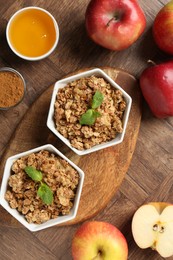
[
  {"left": 5, "top": 150, "right": 80, "bottom": 224},
  {"left": 54, "top": 75, "right": 126, "bottom": 150}
]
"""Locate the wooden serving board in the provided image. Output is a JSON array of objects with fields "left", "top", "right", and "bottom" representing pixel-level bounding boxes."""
[{"left": 0, "top": 67, "right": 142, "bottom": 228}]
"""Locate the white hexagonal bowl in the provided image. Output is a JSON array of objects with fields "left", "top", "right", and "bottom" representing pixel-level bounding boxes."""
[
  {"left": 0, "top": 144, "right": 84, "bottom": 232},
  {"left": 47, "top": 68, "right": 132, "bottom": 155}
]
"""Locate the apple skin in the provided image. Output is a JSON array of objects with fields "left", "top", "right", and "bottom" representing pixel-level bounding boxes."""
[
  {"left": 72, "top": 221, "right": 128, "bottom": 260},
  {"left": 149, "top": 202, "right": 172, "bottom": 214},
  {"left": 85, "top": 0, "right": 146, "bottom": 51},
  {"left": 139, "top": 61, "right": 173, "bottom": 118},
  {"left": 153, "top": 1, "right": 173, "bottom": 55}
]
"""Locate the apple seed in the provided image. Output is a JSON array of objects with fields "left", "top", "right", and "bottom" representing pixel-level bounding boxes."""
[
  {"left": 152, "top": 223, "right": 165, "bottom": 233},
  {"left": 153, "top": 224, "right": 158, "bottom": 231}
]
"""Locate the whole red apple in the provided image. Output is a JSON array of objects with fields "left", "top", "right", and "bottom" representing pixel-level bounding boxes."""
[
  {"left": 85, "top": 0, "right": 146, "bottom": 51},
  {"left": 153, "top": 1, "right": 173, "bottom": 55},
  {"left": 139, "top": 61, "right": 173, "bottom": 118},
  {"left": 72, "top": 221, "right": 128, "bottom": 260}
]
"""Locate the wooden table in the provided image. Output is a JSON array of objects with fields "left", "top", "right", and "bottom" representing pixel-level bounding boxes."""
[{"left": 0, "top": 0, "right": 172, "bottom": 259}]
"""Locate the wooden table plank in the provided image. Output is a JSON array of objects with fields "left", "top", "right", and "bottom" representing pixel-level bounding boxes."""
[{"left": 0, "top": 0, "right": 172, "bottom": 259}]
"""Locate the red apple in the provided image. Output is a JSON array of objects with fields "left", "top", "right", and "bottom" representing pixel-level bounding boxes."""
[
  {"left": 85, "top": 0, "right": 146, "bottom": 51},
  {"left": 153, "top": 1, "right": 173, "bottom": 55},
  {"left": 139, "top": 61, "right": 173, "bottom": 118},
  {"left": 72, "top": 221, "right": 128, "bottom": 260},
  {"left": 132, "top": 202, "right": 173, "bottom": 258}
]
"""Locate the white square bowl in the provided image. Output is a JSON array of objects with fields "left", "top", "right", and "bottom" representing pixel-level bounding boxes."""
[
  {"left": 47, "top": 68, "right": 132, "bottom": 155},
  {"left": 0, "top": 144, "right": 84, "bottom": 232}
]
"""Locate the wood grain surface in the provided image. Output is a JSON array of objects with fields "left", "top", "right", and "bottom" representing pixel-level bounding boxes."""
[
  {"left": 0, "top": 0, "right": 173, "bottom": 260},
  {"left": 0, "top": 67, "right": 141, "bottom": 227}
]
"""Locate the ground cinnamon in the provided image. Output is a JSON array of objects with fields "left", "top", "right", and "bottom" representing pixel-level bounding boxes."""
[{"left": 0, "top": 71, "right": 25, "bottom": 108}]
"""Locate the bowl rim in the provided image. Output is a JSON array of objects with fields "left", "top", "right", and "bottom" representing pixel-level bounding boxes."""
[
  {"left": 6, "top": 6, "right": 59, "bottom": 61},
  {"left": 47, "top": 68, "right": 132, "bottom": 155},
  {"left": 0, "top": 144, "right": 85, "bottom": 231},
  {"left": 0, "top": 67, "right": 26, "bottom": 110}
]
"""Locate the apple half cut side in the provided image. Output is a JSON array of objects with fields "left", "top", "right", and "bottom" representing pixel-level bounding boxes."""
[
  {"left": 72, "top": 221, "right": 128, "bottom": 260},
  {"left": 132, "top": 202, "right": 173, "bottom": 258}
]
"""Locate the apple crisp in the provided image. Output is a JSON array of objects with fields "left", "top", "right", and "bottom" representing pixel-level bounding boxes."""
[
  {"left": 5, "top": 150, "right": 79, "bottom": 224},
  {"left": 54, "top": 75, "right": 126, "bottom": 150}
]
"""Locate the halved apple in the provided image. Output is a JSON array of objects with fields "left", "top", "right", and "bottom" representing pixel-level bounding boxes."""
[{"left": 132, "top": 202, "right": 173, "bottom": 258}]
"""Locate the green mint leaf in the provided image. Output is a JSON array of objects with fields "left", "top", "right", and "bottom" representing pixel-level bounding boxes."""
[
  {"left": 79, "top": 109, "right": 96, "bottom": 126},
  {"left": 79, "top": 109, "right": 101, "bottom": 126},
  {"left": 37, "top": 183, "right": 53, "bottom": 205},
  {"left": 91, "top": 91, "right": 104, "bottom": 109},
  {"left": 79, "top": 91, "right": 103, "bottom": 126},
  {"left": 24, "top": 166, "right": 42, "bottom": 182},
  {"left": 93, "top": 110, "right": 101, "bottom": 118}
]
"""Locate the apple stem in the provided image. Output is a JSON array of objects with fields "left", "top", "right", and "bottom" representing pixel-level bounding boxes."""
[
  {"left": 147, "top": 60, "right": 156, "bottom": 66},
  {"left": 107, "top": 17, "right": 116, "bottom": 27},
  {"left": 92, "top": 252, "right": 103, "bottom": 260},
  {"left": 151, "top": 242, "right": 156, "bottom": 250},
  {"left": 106, "top": 12, "right": 121, "bottom": 27}
]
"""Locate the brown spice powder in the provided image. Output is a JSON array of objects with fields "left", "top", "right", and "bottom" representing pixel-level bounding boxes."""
[{"left": 0, "top": 71, "right": 25, "bottom": 108}]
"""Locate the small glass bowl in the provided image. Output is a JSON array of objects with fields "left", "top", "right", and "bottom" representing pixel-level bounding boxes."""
[
  {"left": 6, "top": 7, "right": 59, "bottom": 61},
  {"left": 0, "top": 67, "right": 26, "bottom": 110}
]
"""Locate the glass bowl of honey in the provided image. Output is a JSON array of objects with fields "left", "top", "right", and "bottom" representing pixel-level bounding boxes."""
[{"left": 6, "top": 7, "right": 59, "bottom": 61}]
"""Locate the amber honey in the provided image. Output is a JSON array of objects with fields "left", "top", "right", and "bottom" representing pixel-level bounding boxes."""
[{"left": 8, "top": 8, "right": 57, "bottom": 57}]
